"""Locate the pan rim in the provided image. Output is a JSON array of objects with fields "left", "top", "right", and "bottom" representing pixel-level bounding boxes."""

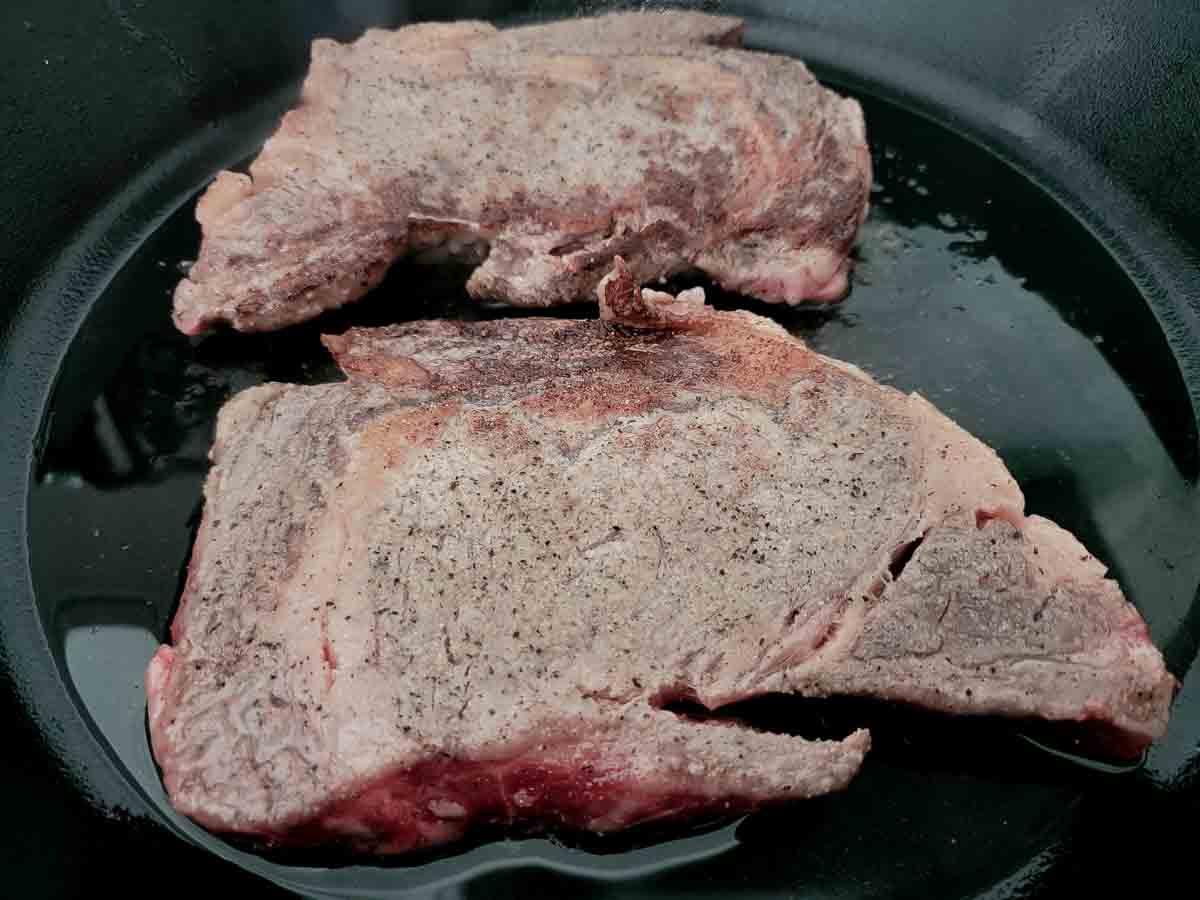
[{"left": 2, "top": 11, "right": 1199, "bottom": 895}]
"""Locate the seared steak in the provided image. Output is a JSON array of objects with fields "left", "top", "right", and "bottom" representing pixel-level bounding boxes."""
[
  {"left": 147, "top": 263, "right": 1174, "bottom": 852},
  {"left": 172, "top": 11, "right": 870, "bottom": 334}
]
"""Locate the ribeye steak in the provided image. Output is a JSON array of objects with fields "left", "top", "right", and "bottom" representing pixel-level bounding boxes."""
[
  {"left": 172, "top": 11, "right": 870, "bottom": 334},
  {"left": 147, "top": 262, "right": 1174, "bottom": 852}
]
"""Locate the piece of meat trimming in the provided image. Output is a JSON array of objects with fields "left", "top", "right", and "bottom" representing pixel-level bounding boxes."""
[
  {"left": 147, "top": 259, "right": 1174, "bottom": 853},
  {"left": 172, "top": 10, "right": 870, "bottom": 334}
]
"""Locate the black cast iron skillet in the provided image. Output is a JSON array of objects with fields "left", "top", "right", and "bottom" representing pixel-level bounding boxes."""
[{"left": 3, "top": 1, "right": 1199, "bottom": 897}]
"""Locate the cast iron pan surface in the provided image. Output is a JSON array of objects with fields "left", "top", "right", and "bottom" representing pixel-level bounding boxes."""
[{"left": 3, "top": 1, "right": 1199, "bottom": 897}]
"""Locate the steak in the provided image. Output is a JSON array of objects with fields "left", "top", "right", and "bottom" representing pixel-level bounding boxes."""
[
  {"left": 172, "top": 11, "right": 870, "bottom": 334},
  {"left": 147, "top": 262, "right": 1174, "bottom": 852}
]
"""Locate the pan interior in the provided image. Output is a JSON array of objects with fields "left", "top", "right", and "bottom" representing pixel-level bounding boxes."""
[{"left": 25, "top": 43, "right": 1199, "bottom": 900}]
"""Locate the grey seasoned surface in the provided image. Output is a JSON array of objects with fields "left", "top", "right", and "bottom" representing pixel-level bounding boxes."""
[
  {"left": 149, "top": 270, "right": 1172, "bottom": 851},
  {"left": 173, "top": 11, "right": 869, "bottom": 334}
]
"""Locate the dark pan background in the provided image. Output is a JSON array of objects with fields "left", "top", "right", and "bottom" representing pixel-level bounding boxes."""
[{"left": 2, "top": 1, "right": 1199, "bottom": 897}]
